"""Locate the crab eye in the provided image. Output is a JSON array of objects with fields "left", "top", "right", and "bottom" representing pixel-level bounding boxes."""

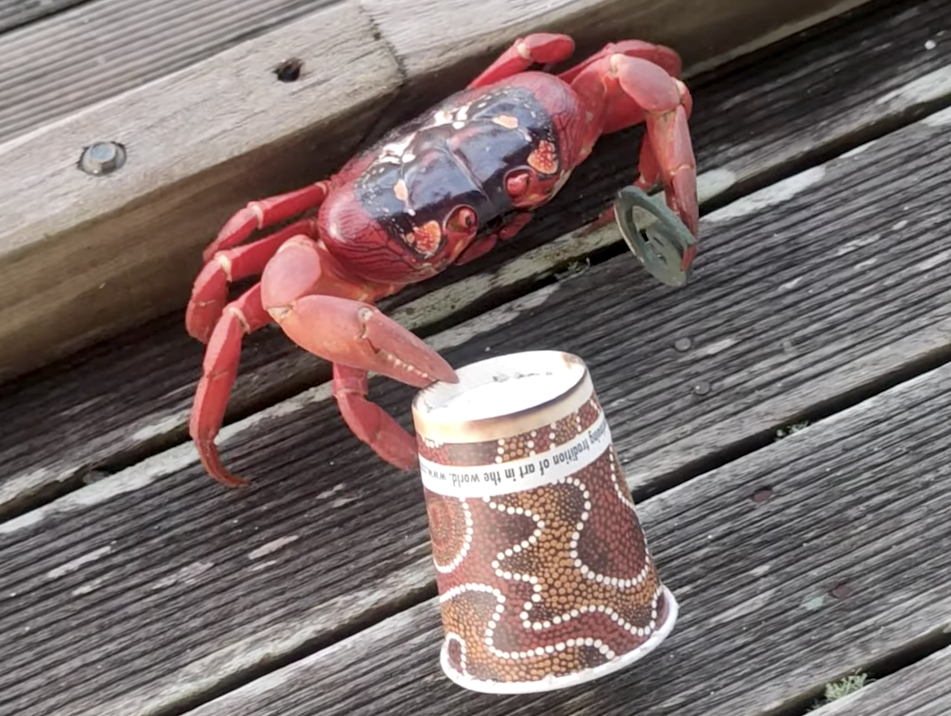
[
  {"left": 446, "top": 206, "right": 477, "bottom": 234},
  {"left": 505, "top": 170, "right": 531, "bottom": 199}
]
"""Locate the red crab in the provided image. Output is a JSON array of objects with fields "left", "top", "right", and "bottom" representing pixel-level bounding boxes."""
[{"left": 186, "top": 32, "right": 699, "bottom": 487}]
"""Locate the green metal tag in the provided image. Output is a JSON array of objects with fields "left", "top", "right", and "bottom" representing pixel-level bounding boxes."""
[{"left": 613, "top": 185, "right": 697, "bottom": 288}]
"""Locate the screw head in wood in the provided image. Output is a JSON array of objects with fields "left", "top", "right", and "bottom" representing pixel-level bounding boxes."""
[
  {"left": 78, "top": 141, "right": 127, "bottom": 175},
  {"left": 691, "top": 380, "right": 711, "bottom": 396}
]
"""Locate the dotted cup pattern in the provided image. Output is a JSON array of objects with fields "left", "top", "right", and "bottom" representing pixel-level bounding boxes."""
[
  {"left": 418, "top": 393, "right": 603, "bottom": 466},
  {"left": 420, "top": 390, "right": 670, "bottom": 687}
]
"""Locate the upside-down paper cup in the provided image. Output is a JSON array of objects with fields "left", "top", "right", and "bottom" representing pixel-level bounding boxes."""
[{"left": 411, "top": 350, "right": 678, "bottom": 694}]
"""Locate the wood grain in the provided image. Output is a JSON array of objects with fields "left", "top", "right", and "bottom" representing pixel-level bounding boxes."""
[
  {"left": 0, "top": 0, "right": 344, "bottom": 143},
  {"left": 0, "top": 0, "right": 87, "bottom": 33},
  {"left": 809, "top": 647, "right": 951, "bottom": 715},
  {"left": 2, "top": 0, "right": 948, "bottom": 517},
  {"left": 1, "top": 100, "right": 949, "bottom": 716},
  {"left": 183, "top": 361, "right": 951, "bottom": 716},
  {"left": 0, "top": 0, "right": 879, "bottom": 388},
  {"left": 362, "top": 0, "right": 875, "bottom": 123},
  {"left": 0, "top": 0, "right": 402, "bottom": 386}
]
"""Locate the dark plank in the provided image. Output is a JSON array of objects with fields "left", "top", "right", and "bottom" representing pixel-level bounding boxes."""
[
  {"left": 810, "top": 648, "right": 951, "bottom": 715},
  {"left": 0, "top": 0, "right": 343, "bottom": 143},
  {"left": 1, "top": 100, "right": 949, "bottom": 716},
  {"left": 2, "top": 0, "right": 949, "bottom": 516},
  {"left": 184, "top": 361, "right": 951, "bottom": 716},
  {"left": 0, "top": 0, "right": 86, "bottom": 33}
]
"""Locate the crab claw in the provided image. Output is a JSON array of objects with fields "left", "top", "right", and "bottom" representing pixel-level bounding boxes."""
[{"left": 270, "top": 294, "right": 458, "bottom": 388}]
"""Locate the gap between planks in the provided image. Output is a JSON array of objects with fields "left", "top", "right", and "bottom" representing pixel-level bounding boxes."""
[
  {"left": 806, "top": 644, "right": 951, "bottom": 715},
  {"left": 179, "top": 360, "right": 951, "bottom": 716},
  {"left": 0, "top": 97, "right": 949, "bottom": 716},
  {"left": 1, "top": 0, "right": 949, "bottom": 518}
]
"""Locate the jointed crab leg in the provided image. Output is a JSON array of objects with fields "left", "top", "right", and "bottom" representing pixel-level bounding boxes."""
[
  {"left": 556, "top": 39, "right": 683, "bottom": 86},
  {"left": 202, "top": 181, "right": 331, "bottom": 261},
  {"left": 333, "top": 364, "right": 419, "bottom": 470},
  {"left": 467, "top": 33, "right": 576, "bottom": 88},
  {"left": 570, "top": 53, "right": 698, "bottom": 238},
  {"left": 187, "top": 218, "right": 321, "bottom": 343},
  {"left": 190, "top": 283, "right": 271, "bottom": 487},
  {"left": 190, "top": 234, "right": 458, "bottom": 486}
]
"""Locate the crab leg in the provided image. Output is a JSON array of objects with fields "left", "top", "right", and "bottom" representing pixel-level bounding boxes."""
[
  {"left": 202, "top": 180, "right": 331, "bottom": 261},
  {"left": 186, "top": 218, "right": 320, "bottom": 343},
  {"left": 189, "top": 283, "right": 271, "bottom": 487},
  {"left": 270, "top": 294, "right": 456, "bottom": 469},
  {"left": 580, "top": 136, "right": 663, "bottom": 235},
  {"left": 271, "top": 294, "right": 455, "bottom": 387},
  {"left": 557, "top": 39, "right": 683, "bottom": 85},
  {"left": 256, "top": 237, "right": 457, "bottom": 469},
  {"left": 571, "top": 54, "right": 699, "bottom": 238},
  {"left": 333, "top": 364, "right": 419, "bottom": 470},
  {"left": 468, "top": 33, "right": 576, "bottom": 88}
]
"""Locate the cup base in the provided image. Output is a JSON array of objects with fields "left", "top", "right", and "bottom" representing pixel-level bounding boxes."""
[{"left": 439, "top": 586, "right": 679, "bottom": 695}]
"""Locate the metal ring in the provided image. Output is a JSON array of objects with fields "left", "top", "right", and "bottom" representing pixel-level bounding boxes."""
[{"left": 613, "top": 185, "right": 697, "bottom": 288}]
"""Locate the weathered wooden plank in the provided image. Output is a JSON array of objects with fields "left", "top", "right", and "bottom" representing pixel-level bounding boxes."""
[
  {"left": 3, "top": 0, "right": 948, "bottom": 516},
  {"left": 0, "top": 0, "right": 86, "bottom": 33},
  {"left": 0, "top": 0, "right": 344, "bottom": 143},
  {"left": 183, "top": 362, "right": 951, "bottom": 716},
  {"left": 0, "top": 0, "right": 879, "bottom": 389},
  {"left": 0, "top": 0, "right": 402, "bottom": 387},
  {"left": 363, "top": 0, "right": 876, "bottom": 123},
  {"left": 1, "top": 101, "right": 949, "bottom": 716},
  {"left": 809, "top": 648, "right": 951, "bottom": 715}
]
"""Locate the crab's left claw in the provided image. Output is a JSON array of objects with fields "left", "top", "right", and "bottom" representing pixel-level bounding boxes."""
[
  {"left": 271, "top": 295, "right": 457, "bottom": 388},
  {"left": 269, "top": 294, "right": 457, "bottom": 469}
]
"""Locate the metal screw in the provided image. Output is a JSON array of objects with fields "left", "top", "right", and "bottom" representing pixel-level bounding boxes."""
[
  {"left": 692, "top": 380, "right": 711, "bottom": 396},
  {"left": 78, "top": 141, "right": 127, "bottom": 176}
]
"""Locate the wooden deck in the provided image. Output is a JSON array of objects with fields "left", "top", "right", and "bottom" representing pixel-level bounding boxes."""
[{"left": 2, "top": 0, "right": 951, "bottom": 714}]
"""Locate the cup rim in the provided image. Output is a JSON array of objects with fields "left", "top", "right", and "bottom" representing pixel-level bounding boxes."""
[{"left": 412, "top": 350, "right": 591, "bottom": 444}]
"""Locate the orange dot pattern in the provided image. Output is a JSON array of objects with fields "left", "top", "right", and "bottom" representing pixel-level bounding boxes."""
[
  {"left": 421, "top": 391, "right": 671, "bottom": 687},
  {"left": 417, "top": 395, "right": 602, "bottom": 466}
]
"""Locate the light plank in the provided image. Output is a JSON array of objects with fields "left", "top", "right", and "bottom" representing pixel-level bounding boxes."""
[
  {"left": 809, "top": 647, "right": 951, "bottom": 715},
  {"left": 184, "top": 362, "right": 951, "bottom": 716},
  {"left": 0, "top": 0, "right": 400, "bottom": 387},
  {"left": 364, "top": 0, "right": 874, "bottom": 95},
  {"left": 0, "top": 0, "right": 344, "bottom": 142},
  {"left": 2, "top": 0, "right": 948, "bottom": 515},
  {"left": 1, "top": 99, "right": 949, "bottom": 716},
  {"left": 0, "top": 0, "right": 878, "bottom": 386}
]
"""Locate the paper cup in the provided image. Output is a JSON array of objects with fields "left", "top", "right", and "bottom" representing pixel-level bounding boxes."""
[{"left": 412, "top": 350, "right": 678, "bottom": 694}]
